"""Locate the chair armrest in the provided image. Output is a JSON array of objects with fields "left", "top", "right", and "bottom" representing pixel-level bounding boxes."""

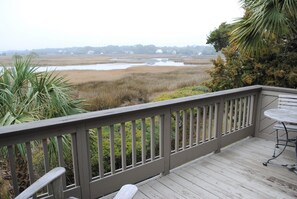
[
  {"left": 15, "top": 167, "right": 66, "bottom": 199},
  {"left": 113, "top": 184, "right": 138, "bottom": 199}
]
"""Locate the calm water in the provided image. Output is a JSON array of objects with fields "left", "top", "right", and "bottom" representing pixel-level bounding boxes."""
[{"left": 35, "top": 59, "right": 187, "bottom": 72}]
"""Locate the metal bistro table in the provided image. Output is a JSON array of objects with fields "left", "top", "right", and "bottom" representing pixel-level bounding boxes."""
[{"left": 263, "top": 108, "right": 297, "bottom": 170}]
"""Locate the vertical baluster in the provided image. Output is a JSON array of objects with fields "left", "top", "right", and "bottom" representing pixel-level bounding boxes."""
[
  {"left": 243, "top": 97, "right": 247, "bottom": 127},
  {"left": 249, "top": 95, "right": 254, "bottom": 125},
  {"left": 8, "top": 145, "right": 19, "bottom": 196},
  {"left": 141, "top": 118, "right": 146, "bottom": 164},
  {"left": 42, "top": 139, "right": 50, "bottom": 173},
  {"left": 57, "top": 136, "right": 65, "bottom": 167},
  {"left": 202, "top": 106, "right": 207, "bottom": 142},
  {"left": 121, "top": 123, "right": 126, "bottom": 170},
  {"left": 234, "top": 99, "right": 238, "bottom": 130},
  {"left": 246, "top": 96, "right": 251, "bottom": 126},
  {"left": 196, "top": 107, "right": 201, "bottom": 144},
  {"left": 132, "top": 121, "right": 137, "bottom": 167},
  {"left": 156, "top": 117, "right": 160, "bottom": 158},
  {"left": 224, "top": 101, "right": 228, "bottom": 134},
  {"left": 182, "top": 110, "right": 187, "bottom": 149},
  {"left": 215, "top": 99, "right": 225, "bottom": 153},
  {"left": 159, "top": 115, "right": 164, "bottom": 158},
  {"left": 238, "top": 98, "right": 242, "bottom": 129},
  {"left": 97, "top": 127, "right": 104, "bottom": 178},
  {"left": 109, "top": 125, "right": 115, "bottom": 174},
  {"left": 71, "top": 134, "right": 79, "bottom": 185},
  {"left": 175, "top": 111, "right": 180, "bottom": 152},
  {"left": 42, "top": 139, "right": 52, "bottom": 194},
  {"left": 56, "top": 135, "right": 66, "bottom": 189},
  {"left": 25, "top": 142, "right": 37, "bottom": 198},
  {"left": 189, "top": 108, "right": 194, "bottom": 147},
  {"left": 150, "top": 117, "right": 155, "bottom": 161},
  {"left": 229, "top": 100, "right": 234, "bottom": 132},
  {"left": 208, "top": 105, "right": 213, "bottom": 140},
  {"left": 214, "top": 103, "right": 219, "bottom": 138}
]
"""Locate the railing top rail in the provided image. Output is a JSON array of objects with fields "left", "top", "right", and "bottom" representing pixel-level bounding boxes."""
[
  {"left": 0, "top": 85, "right": 262, "bottom": 138},
  {"left": 261, "top": 85, "right": 297, "bottom": 94}
]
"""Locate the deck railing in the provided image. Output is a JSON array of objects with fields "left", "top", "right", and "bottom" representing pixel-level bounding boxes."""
[{"left": 2, "top": 85, "right": 294, "bottom": 198}]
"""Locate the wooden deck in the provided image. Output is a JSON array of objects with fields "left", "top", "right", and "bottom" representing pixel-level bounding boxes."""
[{"left": 103, "top": 137, "right": 297, "bottom": 199}]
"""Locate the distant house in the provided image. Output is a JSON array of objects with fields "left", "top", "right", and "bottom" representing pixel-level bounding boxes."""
[
  {"left": 155, "top": 49, "right": 163, "bottom": 54},
  {"left": 125, "top": 51, "right": 134, "bottom": 54},
  {"left": 87, "top": 50, "right": 95, "bottom": 55}
]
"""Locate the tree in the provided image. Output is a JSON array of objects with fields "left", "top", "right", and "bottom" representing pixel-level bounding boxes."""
[
  {"left": 206, "top": 22, "right": 232, "bottom": 52},
  {"left": 205, "top": 0, "right": 297, "bottom": 91},
  {"left": 0, "top": 56, "right": 85, "bottom": 197}
]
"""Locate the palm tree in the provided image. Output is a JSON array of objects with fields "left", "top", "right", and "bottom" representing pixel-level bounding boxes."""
[
  {"left": 0, "top": 56, "right": 85, "bottom": 125},
  {"left": 231, "top": 0, "right": 297, "bottom": 55},
  {"left": 0, "top": 55, "right": 85, "bottom": 197}
]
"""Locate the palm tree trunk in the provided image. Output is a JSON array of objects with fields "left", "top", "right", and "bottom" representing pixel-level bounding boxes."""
[
  {"left": 0, "top": 160, "right": 14, "bottom": 199},
  {"left": 0, "top": 151, "right": 30, "bottom": 198}
]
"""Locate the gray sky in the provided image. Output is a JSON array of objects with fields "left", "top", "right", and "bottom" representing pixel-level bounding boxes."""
[{"left": 0, "top": 0, "right": 244, "bottom": 51}]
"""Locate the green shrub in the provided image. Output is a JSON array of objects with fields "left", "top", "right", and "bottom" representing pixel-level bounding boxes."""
[{"left": 154, "top": 86, "right": 206, "bottom": 101}]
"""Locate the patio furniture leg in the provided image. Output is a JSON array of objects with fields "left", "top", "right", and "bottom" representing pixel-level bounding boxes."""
[{"left": 263, "top": 122, "right": 289, "bottom": 166}]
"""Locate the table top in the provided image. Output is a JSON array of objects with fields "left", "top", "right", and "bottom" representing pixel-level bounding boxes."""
[{"left": 264, "top": 108, "right": 297, "bottom": 123}]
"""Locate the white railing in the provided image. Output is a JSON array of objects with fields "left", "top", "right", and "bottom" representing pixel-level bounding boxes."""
[{"left": 0, "top": 85, "right": 265, "bottom": 198}]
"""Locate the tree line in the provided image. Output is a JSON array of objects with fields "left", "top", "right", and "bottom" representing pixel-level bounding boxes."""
[{"left": 1, "top": 45, "right": 217, "bottom": 56}]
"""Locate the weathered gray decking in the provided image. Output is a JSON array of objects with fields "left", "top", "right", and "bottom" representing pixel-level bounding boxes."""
[{"left": 104, "top": 137, "right": 297, "bottom": 199}]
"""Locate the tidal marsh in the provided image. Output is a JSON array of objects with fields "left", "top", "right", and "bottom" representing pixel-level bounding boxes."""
[{"left": 73, "top": 66, "right": 211, "bottom": 111}]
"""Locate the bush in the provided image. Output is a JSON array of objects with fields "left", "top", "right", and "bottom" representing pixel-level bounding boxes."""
[
  {"left": 205, "top": 43, "right": 297, "bottom": 91},
  {"left": 154, "top": 86, "right": 206, "bottom": 101}
]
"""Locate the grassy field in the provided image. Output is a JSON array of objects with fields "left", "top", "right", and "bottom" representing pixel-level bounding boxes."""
[
  {"left": 72, "top": 65, "right": 211, "bottom": 111},
  {"left": 52, "top": 66, "right": 197, "bottom": 84},
  {"left": 0, "top": 54, "right": 214, "bottom": 111}
]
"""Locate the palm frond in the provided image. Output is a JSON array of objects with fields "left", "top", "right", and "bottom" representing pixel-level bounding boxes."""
[{"left": 231, "top": 0, "right": 296, "bottom": 55}]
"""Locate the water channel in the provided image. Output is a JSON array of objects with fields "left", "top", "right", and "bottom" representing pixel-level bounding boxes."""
[{"left": 34, "top": 58, "right": 188, "bottom": 72}]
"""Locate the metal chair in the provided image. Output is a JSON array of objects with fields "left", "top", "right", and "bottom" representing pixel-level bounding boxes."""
[{"left": 273, "top": 95, "right": 297, "bottom": 157}]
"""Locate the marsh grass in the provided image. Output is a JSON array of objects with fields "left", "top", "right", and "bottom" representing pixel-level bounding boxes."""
[{"left": 74, "top": 67, "right": 210, "bottom": 111}]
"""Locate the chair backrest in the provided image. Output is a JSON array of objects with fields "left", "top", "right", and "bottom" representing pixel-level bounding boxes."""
[
  {"left": 15, "top": 167, "right": 65, "bottom": 199},
  {"left": 15, "top": 167, "right": 137, "bottom": 199},
  {"left": 278, "top": 94, "right": 297, "bottom": 111}
]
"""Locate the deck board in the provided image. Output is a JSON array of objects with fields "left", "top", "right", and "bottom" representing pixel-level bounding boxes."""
[{"left": 104, "top": 137, "right": 297, "bottom": 199}]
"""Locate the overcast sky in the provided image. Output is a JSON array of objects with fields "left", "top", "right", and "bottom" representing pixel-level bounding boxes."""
[{"left": 0, "top": 0, "right": 244, "bottom": 51}]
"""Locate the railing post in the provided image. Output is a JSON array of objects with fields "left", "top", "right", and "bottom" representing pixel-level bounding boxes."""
[
  {"left": 215, "top": 98, "right": 225, "bottom": 153},
  {"left": 76, "top": 125, "right": 91, "bottom": 198},
  {"left": 253, "top": 92, "right": 262, "bottom": 137},
  {"left": 162, "top": 109, "right": 171, "bottom": 175}
]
